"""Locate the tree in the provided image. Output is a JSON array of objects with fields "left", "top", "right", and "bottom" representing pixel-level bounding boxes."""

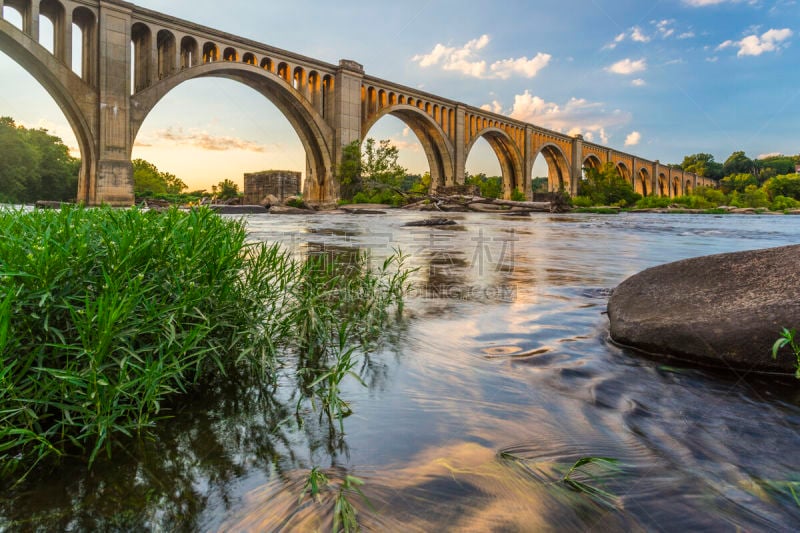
[
  {"left": 764, "top": 173, "right": 800, "bottom": 200},
  {"left": 0, "top": 116, "right": 79, "bottom": 203},
  {"left": 212, "top": 179, "right": 239, "bottom": 200},
  {"left": 466, "top": 172, "right": 503, "bottom": 198},
  {"left": 680, "top": 153, "right": 724, "bottom": 179},
  {"left": 723, "top": 151, "right": 756, "bottom": 177},
  {"left": 720, "top": 173, "right": 758, "bottom": 194},
  {"left": 336, "top": 138, "right": 408, "bottom": 203},
  {"left": 579, "top": 162, "right": 641, "bottom": 206},
  {"left": 133, "top": 159, "right": 187, "bottom": 196}
]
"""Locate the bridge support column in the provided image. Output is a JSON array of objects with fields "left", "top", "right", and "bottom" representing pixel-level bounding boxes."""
[
  {"left": 453, "top": 105, "right": 466, "bottom": 188},
  {"left": 571, "top": 134, "right": 583, "bottom": 196},
  {"left": 91, "top": 2, "right": 134, "bottom": 206},
  {"left": 523, "top": 126, "right": 533, "bottom": 200},
  {"left": 652, "top": 161, "right": 661, "bottom": 197},
  {"left": 320, "top": 59, "right": 364, "bottom": 203}
]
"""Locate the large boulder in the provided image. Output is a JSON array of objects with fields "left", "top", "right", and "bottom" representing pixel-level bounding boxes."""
[{"left": 607, "top": 244, "right": 800, "bottom": 374}]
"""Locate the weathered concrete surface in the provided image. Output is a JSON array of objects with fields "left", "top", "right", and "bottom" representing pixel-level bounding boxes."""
[{"left": 607, "top": 244, "right": 800, "bottom": 374}]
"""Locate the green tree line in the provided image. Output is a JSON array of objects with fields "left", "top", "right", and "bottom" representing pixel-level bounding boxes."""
[{"left": 0, "top": 117, "right": 79, "bottom": 203}]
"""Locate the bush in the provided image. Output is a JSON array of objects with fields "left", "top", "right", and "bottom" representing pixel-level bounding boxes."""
[
  {"left": 771, "top": 195, "right": 800, "bottom": 211},
  {"left": 571, "top": 196, "right": 593, "bottom": 208},
  {"left": 0, "top": 206, "right": 412, "bottom": 480},
  {"left": 510, "top": 189, "right": 526, "bottom": 202},
  {"left": 635, "top": 196, "right": 672, "bottom": 209}
]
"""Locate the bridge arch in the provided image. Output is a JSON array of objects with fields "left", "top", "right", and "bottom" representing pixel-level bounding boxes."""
[
  {"left": 129, "top": 61, "right": 335, "bottom": 201},
  {"left": 616, "top": 162, "right": 632, "bottom": 184},
  {"left": 533, "top": 143, "right": 571, "bottom": 192},
  {"left": 0, "top": 16, "right": 97, "bottom": 203},
  {"left": 466, "top": 127, "right": 524, "bottom": 197},
  {"left": 362, "top": 104, "right": 454, "bottom": 192},
  {"left": 583, "top": 154, "right": 602, "bottom": 172},
  {"left": 635, "top": 167, "right": 649, "bottom": 196},
  {"left": 658, "top": 172, "right": 668, "bottom": 197}
]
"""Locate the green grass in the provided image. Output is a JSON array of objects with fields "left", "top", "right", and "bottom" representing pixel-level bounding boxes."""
[{"left": 0, "top": 206, "right": 413, "bottom": 483}]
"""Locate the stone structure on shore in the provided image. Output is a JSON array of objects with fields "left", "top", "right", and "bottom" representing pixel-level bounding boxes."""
[
  {"left": 244, "top": 170, "right": 300, "bottom": 205},
  {"left": 607, "top": 244, "right": 800, "bottom": 375}
]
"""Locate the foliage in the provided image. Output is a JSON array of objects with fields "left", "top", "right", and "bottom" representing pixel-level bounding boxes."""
[
  {"left": 723, "top": 151, "right": 756, "bottom": 177},
  {"left": 510, "top": 188, "right": 526, "bottom": 201},
  {"left": 0, "top": 117, "right": 79, "bottom": 203},
  {"left": 680, "top": 153, "right": 724, "bottom": 179},
  {"left": 764, "top": 173, "right": 800, "bottom": 201},
  {"left": 770, "top": 195, "right": 800, "bottom": 211},
  {"left": 531, "top": 177, "right": 549, "bottom": 193},
  {"left": 720, "top": 173, "right": 758, "bottom": 194},
  {"left": 466, "top": 173, "right": 503, "bottom": 199},
  {"left": 338, "top": 139, "right": 408, "bottom": 204},
  {"left": 132, "top": 159, "right": 187, "bottom": 197},
  {"left": 572, "top": 195, "right": 593, "bottom": 208},
  {"left": 772, "top": 328, "right": 800, "bottom": 379},
  {"left": 212, "top": 179, "right": 240, "bottom": 200},
  {"left": 579, "top": 162, "right": 641, "bottom": 207},
  {"left": 0, "top": 207, "right": 413, "bottom": 482}
]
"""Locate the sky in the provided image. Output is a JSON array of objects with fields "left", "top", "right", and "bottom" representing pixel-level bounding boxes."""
[{"left": 1, "top": 0, "right": 799, "bottom": 191}]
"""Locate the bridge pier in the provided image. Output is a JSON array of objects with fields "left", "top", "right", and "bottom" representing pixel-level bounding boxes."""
[{"left": 91, "top": 2, "right": 135, "bottom": 206}]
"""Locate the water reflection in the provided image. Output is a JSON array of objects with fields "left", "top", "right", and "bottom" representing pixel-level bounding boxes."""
[{"left": 3, "top": 213, "right": 800, "bottom": 530}]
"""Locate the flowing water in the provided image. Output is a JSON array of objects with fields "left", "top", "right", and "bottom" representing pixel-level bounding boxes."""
[{"left": 3, "top": 212, "right": 800, "bottom": 531}]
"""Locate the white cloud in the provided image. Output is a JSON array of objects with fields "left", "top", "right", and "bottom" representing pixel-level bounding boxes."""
[
  {"left": 632, "top": 78, "right": 646, "bottom": 87},
  {"left": 684, "top": 0, "right": 730, "bottom": 5},
  {"left": 490, "top": 53, "right": 552, "bottom": 79},
  {"left": 606, "top": 58, "right": 647, "bottom": 75},
  {"left": 717, "top": 28, "right": 792, "bottom": 56},
  {"left": 631, "top": 27, "right": 651, "bottom": 43},
  {"left": 485, "top": 90, "right": 631, "bottom": 145},
  {"left": 757, "top": 152, "right": 783, "bottom": 159},
  {"left": 678, "top": 31, "right": 696, "bottom": 39},
  {"left": 136, "top": 127, "right": 265, "bottom": 152},
  {"left": 413, "top": 35, "right": 550, "bottom": 79},
  {"left": 654, "top": 20, "right": 676, "bottom": 38},
  {"left": 625, "top": 131, "right": 642, "bottom": 146}
]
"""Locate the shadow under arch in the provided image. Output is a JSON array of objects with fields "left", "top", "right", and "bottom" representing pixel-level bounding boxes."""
[
  {"left": 533, "top": 143, "right": 571, "bottom": 193},
  {"left": 362, "top": 104, "right": 454, "bottom": 192},
  {"left": 465, "top": 127, "right": 524, "bottom": 198},
  {"left": 129, "top": 62, "right": 335, "bottom": 202},
  {"left": 0, "top": 18, "right": 97, "bottom": 203}
]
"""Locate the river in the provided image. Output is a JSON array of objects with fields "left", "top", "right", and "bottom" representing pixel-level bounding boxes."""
[{"left": 3, "top": 212, "right": 800, "bottom": 531}]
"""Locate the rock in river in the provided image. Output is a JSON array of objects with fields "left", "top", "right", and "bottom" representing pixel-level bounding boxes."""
[{"left": 607, "top": 244, "right": 800, "bottom": 375}]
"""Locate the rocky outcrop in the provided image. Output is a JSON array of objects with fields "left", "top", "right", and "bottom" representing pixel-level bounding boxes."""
[{"left": 607, "top": 244, "right": 800, "bottom": 375}]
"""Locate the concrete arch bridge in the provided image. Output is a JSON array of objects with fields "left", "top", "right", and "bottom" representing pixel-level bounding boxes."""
[{"left": 0, "top": 0, "right": 716, "bottom": 205}]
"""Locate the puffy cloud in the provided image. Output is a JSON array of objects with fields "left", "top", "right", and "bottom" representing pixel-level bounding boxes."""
[
  {"left": 606, "top": 58, "right": 647, "bottom": 75},
  {"left": 718, "top": 28, "right": 792, "bottom": 56},
  {"left": 413, "top": 35, "right": 550, "bottom": 79},
  {"left": 632, "top": 78, "right": 646, "bottom": 87},
  {"left": 137, "top": 127, "right": 266, "bottom": 152},
  {"left": 631, "top": 27, "right": 651, "bottom": 43},
  {"left": 625, "top": 131, "right": 642, "bottom": 146},
  {"left": 486, "top": 90, "right": 632, "bottom": 145},
  {"left": 489, "top": 53, "right": 552, "bottom": 80}
]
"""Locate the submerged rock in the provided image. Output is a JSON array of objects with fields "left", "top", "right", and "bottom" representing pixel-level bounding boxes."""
[
  {"left": 209, "top": 205, "right": 267, "bottom": 214},
  {"left": 403, "top": 217, "right": 458, "bottom": 227},
  {"left": 607, "top": 244, "right": 800, "bottom": 375}
]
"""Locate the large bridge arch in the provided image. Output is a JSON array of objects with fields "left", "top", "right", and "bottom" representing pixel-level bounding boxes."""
[
  {"left": 465, "top": 127, "right": 524, "bottom": 197},
  {"left": 0, "top": 17, "right": 97, "bottom": 203},
  {"left": 362, "top": 104, "right": 454, "bottom": 192},
  {"left": 533, "top": 143, "right": 571, "bottom": 193},
  {"left": 130, "top": 62, "right": 335, "bottom": 201}
]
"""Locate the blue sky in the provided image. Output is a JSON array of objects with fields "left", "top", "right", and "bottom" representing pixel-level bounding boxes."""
[{"left": 1, "top": 0, "right": 798, "bottom": 191}]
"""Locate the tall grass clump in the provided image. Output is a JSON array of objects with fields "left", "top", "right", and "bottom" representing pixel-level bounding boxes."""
[{"left": 0, "top": 206, "right": 412, "bottom": 481}]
